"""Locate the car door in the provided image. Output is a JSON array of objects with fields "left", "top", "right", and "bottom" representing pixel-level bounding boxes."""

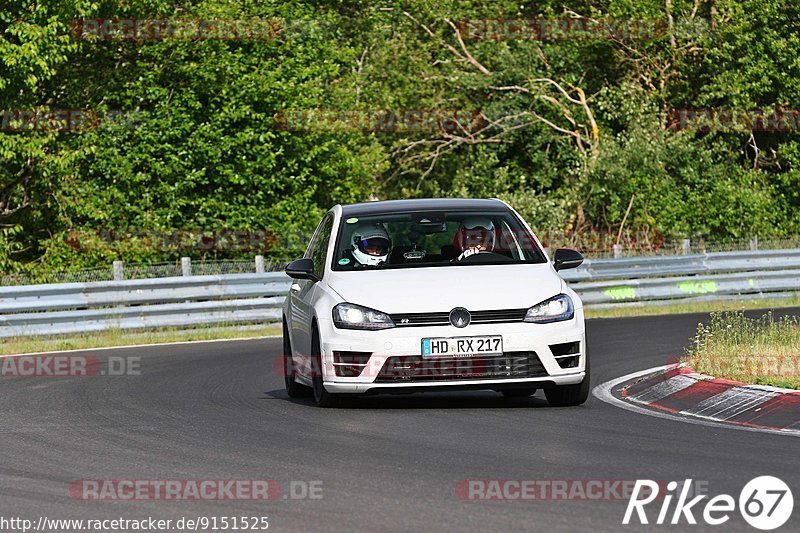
[{"left": 290, "top": 212, "right": 334, "bottom": 364}]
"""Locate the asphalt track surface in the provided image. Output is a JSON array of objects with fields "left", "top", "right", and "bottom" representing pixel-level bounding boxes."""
[{"left": 1, "top": 312, "right": 798, "bottom": 532}]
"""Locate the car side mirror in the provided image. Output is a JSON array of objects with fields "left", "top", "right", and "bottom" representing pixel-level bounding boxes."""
[
  {"left": 554, "top": 248, "right": 584, "bottom": 271},
  {"left": 285, "top": 258, "right": 320, "bottom": 282}
]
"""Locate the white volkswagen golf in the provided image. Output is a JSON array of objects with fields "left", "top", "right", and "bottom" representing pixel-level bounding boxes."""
[{"left": 281, "top": 198, "right": 588, "bottom": 407}]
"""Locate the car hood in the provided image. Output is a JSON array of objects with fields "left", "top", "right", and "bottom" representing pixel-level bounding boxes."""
[{"left": 325, "top": 264, "right": 563, "bottom": 314}]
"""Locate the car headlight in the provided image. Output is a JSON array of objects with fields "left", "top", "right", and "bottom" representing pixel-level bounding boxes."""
[
  {"left": 332, "top": 303, "right": 395, "bottom": 330},
  {"left": 524, "top": 294, "right": 574, "bottom": 324}
]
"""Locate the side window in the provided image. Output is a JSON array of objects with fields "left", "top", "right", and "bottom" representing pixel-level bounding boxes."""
[
  {"left": 306, "top": 213, "right": 334, "bottom": 279},
  {"left": 303, "top": 220, "right": 324, "bottom": 261}
]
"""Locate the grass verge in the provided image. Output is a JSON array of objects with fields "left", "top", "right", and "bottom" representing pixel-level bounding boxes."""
[
  {"left": 0, "top": 323, "right": 281, "bottom": 356},
  {"left": 584, "top": 295, "right": 800, "bottom": 319},
  {"left": 684, "top": 311, "right": 800, "bottom": 389}
]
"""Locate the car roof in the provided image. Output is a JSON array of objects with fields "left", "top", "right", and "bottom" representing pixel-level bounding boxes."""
[{"left": 338, "top": 198, "right": 509, "bottom": 217}]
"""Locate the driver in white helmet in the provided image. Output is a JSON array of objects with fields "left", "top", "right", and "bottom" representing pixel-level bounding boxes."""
[
  {"left": 349, "top": 223, "right": 392, "bottom": 266},
  {"left": 453, "top": 217, "right": 495, "bottom": 261}
]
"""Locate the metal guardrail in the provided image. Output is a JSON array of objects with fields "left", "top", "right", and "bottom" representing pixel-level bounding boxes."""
[
  {"left": 1, "top": 249, "right": 799, "bottom": 338},
  {"left": 562, "top": 249, "right": 800, "bottom": 308},
  {"left": 0, "top": 273, "right": 292, "bottom": 338},
  {"left": 559, "top": 249, "right": 800, "bottom": 281}
]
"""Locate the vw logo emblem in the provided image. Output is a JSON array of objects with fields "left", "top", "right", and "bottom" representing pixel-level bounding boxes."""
[{"left": 449, "top": 307, "right": 471, "bottom": 328}]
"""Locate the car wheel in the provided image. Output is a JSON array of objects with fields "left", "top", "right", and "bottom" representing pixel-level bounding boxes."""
[
  {"left": 283, "top": 320, "right": 311, "bottom": 398},
  {"left": 500, "top": 388, "right": 537, "bottom": 398},
  {"left": 311, "top": 325, "right": 340, "bottom": 408},
  {"left": 544, "top": 356, "right": 590, "bottom": 407}
]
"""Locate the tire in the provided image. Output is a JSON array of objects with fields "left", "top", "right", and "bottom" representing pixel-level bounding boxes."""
[
  {"left": 501, "top": 388, "right": 537, "bottom": 398},
  {"left": 310, "top": 325, "right": 340, "bottom": 408},
  {"left": 283, "top": 320, "right": 311, "bottom": 398},
  {"left": 545, "top": 356, "right": 590, "bottom": 407}
]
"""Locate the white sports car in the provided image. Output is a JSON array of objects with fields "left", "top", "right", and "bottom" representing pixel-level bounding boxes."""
[{"left": 281, "top": 198, "right": 588, "bottom": 407}]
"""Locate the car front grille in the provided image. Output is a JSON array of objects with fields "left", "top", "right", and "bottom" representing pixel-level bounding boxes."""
[
  {"left": 374, "top": 351, "right": 547, "bottom": 383},
  {"left": 390, "top": 308, "right": 528, "bottom": 327}
]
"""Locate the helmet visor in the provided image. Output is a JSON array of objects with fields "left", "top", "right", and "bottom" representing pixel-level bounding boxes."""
[
  {"left": 461, "top": 228, "right": 494, "bottom": 248},
  {"left": 356, "top": 236, "right": 390, "bottom": 256}
]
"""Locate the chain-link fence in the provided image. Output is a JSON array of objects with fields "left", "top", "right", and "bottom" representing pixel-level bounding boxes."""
[
  {"left": 2, "top": 267, "right": 117, "bottom": 286},
  {"left": 537, "top": 231, "right": 800, "bottom": 259}
]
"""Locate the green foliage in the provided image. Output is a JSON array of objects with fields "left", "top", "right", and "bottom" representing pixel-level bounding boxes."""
[
  {"left": 686, "top": 311, "right": 800, "bottom": 389},
  {"left": 1, "top": 0, "right": 799, "bottom": 276}
]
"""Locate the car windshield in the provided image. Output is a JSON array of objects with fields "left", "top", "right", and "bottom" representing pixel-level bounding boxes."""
[{"left": 332, "top": 210, "right": 547, "bottom": 271}]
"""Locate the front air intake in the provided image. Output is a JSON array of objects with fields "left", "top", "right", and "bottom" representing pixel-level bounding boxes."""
[
  {"left": 375, "top": 352, "right": 547, "bottom": 382},
  {"left": 333, "top": 351, "right": 372, "bottom": 377},
  {"left": 550, "top": 341, "right": 581, "bottom": 369}
]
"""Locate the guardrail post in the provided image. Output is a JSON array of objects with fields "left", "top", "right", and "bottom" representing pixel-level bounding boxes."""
[
  {"left": 750, "top": 236, "right": 759, "bottom": 251},
  {"left": 681, "top": 239, "right": 691, "bottom": 255},
  {"left": 181, "top": 257, "right": 192, "bottom": 277},
  {"left": 255, "top": 255, "right": 265, "bottom": 273},
  {"left": 113, "top": 260, "right": 124, "bottom": 281},
  {"left": 612, "top": 244, "right": 622, "bottom": 259}
]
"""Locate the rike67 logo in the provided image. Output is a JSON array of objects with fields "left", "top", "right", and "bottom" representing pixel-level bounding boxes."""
[{"left": 624, "top": 476, "right": 794, "bottom": 530}]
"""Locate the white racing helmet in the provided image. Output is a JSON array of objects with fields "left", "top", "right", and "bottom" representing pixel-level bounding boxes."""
[
  {"left": 456, "top": 216, "right": 495, "bottom": 252},
  {"left": 351, "top": 223, "right": 392, "bottom": 266}
]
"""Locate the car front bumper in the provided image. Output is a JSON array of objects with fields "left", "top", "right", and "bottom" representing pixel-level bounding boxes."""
[{"left": 314, "top": 308, "right": 586, "bottom": 394}]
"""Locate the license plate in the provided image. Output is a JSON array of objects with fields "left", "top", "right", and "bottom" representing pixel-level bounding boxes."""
[{"left": 421, "top": 336, "right": 503, "bottom": 358}]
